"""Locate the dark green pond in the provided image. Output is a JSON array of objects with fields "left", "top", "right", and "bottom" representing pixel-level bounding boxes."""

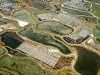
[
  {"left": 1, "top": 32, "right": 23, "bottom": 49},
  {"left": 19, "top": 27, "right": 71, "bottom": 54},
  {"left": 74, "top": 46, "right": 100, "bottom": 75}
]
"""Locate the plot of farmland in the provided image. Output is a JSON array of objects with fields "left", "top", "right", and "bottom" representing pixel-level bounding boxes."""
[
  {"left": 13, "top": 10, "right": 36, "bottom": 23},
  {"left": 36, "top": 21, "right": 73, "bottom": 35}
]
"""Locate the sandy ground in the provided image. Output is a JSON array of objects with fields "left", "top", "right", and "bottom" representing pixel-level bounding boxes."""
[{"left": 17, "top": 20, "right": 29, "bottom": 27}]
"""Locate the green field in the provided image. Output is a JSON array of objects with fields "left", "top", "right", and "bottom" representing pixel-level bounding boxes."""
[
  {"left": 36, "top": 21, "right": 73, "bottom": 35},
  {"left": 19, "top": 27, "right": 71, "bottom": 54},
  {"left": 13, "top": 10, "right": 36, "bottom": 24},
  {"left": 0, "top": 55, "right": 51, "bottom": 75},
  {"left": 63, "top": 8, "right": 93, "bottom": 16},
  {"left": 91, "top": 4, "right": 100, "bottom": 18}
]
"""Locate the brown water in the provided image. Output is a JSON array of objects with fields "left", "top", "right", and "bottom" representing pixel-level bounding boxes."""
[{"left": 74, "top": 46, "right": 100, "bottom": 75}]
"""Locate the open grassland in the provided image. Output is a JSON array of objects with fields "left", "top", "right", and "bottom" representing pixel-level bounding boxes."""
[
  {"left": 19, "top": 27, "right": 71, "bottom": 54},
  {"left": 63, "top": 8, "right": 93, "bottom": 16},
  {"left": 36, "top": 21, "right": 73, "bottom": 35},
  {"left": 13, "top": 10, "right": 36, "bottom": 24},
  {"left": 0, "top": 55, "right": 51, "bottom": 75},
  {"left": 91, "top": 4, "right": 100, "bottom": 18}
]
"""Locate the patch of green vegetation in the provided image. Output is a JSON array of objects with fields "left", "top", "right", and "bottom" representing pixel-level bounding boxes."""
[
  {"left": 36, "top": 21, "right": 73, "bottom": 35},
  {"left": 0, "top": 46, "right": 5, "bottom": 56},
  {"left": 95, "top": 38, "right": 100, "bottom": 44},
  {"left": 0, "top": 49, "right": 3, "bottom": 56},
  {"left": 93, "top": 29, "right": 100, "bottom": 37},
  {"left": 91, "top": 4, "right": 100, "bottom": 18},
  {"left": 0, "top": 55, "right": 51, "bottom": 75},
  {"left": 0, "top": 67, "right": 18, "bottom": 75},
  {"left": 0, "top": 45, "right": 6, "bottom": 56},
  {"left": 19, "top": 27, "right": 71, "bottom": 54},
  {"left": 0, "top": 22, "right": 7, "bottom": 25},
  {"left": 93, "top": 25, "right": 100, "bottom": 37},
  {"left": 8, "top": 21, "right": 21, "bottom": 30},
  {"left": 13, "top": 10, "right": 36, "bottom": 24},
  {"left": 32, "top": 8, "right": 41, "bottom": 15},
  {"left": 31, "top": 1, "right": 47, "bottom": 9},
  {"left": 96, "top": 25, "right": 100, "bottom": 29},
  {"left": 63, "top": 8, "right": 93, "bottom": 16},
  {"left": 98, "top": 19, "right": 100, "bottom": 24},
  {"left": 81, "top": 16, "right": 97, "bottom": 24}
]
